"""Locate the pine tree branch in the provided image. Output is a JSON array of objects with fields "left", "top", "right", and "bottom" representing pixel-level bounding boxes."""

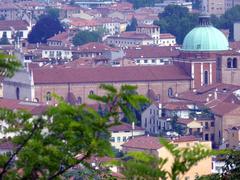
[
  {"left": 0, "top": 118, "right": 41, "bottom": 179},
  {"left": 47, "top": 151, "right": 91, "bottom": 180}
]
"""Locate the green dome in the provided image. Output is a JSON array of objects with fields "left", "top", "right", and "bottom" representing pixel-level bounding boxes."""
[{"left": 182, "top": 26, "right": 229, "bottom": 52}]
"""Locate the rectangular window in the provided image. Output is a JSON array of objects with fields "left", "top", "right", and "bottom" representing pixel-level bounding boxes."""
[
  {"left": 211, "top": 134, "right": 214, "bottom": 141},
  {"left": 123, "top": 136, "right": 127, "bottom": 142},
  {"left": 211, "top": 122, "right": 214, "bottom": 127},
  {"left": 205, "top": 122, "right": 209, "bottom": 129},
  {"left": 117, "top": 137, "right": 121, "bottom": 142}
]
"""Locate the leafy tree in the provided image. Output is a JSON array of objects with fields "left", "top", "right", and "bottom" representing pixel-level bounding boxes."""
[
  {"left": 45, "top": 7, "right": 60, "bottom": 19},
  {"left": 199, "top": 150, "right": 240, "bottom": 180},
  {"left": 0, "top": 84, "right": 148, "bottom": 179},
  {"left": 28, "top": 13, "right": 64, "bottom": 43},
  {"left": 112, "top": 138, "right": 216, "bottom": 180},
  {"left": 126, "top": 17, "right": 138, "bottom": 31},
  {"left": 0, "top": 53, "right": 21, "bottom": 78},
  {"left": 72, "top": 30, "right": 102, "bottom": 46},
  {"left": 154, "top": 5, "right": 199, "bottom": 44},
  {"left": 212, "top": 5, "right": 240, "bottom": 40},
  {"left": 127, "top": 0, "right": 155, "bottom": 9},
  {"left": 0, "top": 33, "right": 10, "bottom": 45}
]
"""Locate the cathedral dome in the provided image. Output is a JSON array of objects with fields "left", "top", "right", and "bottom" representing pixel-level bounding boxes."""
[{"left": 182, "top": 15, "right": 229, "bottom": 52}]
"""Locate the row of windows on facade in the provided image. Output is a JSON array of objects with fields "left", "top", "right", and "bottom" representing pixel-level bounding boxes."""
[
  {"left": 15, "top": 89, "right": 95, "bottom": 103},
  {"left": 136, "top": 59, "right": 168, "bottom": 64},
  {"left": 16, "top": 87, "right": 173, "bottom": 103},
  {"left": 45, "top": 90, "right": 94, "bottom": 102},
  {"left": 110, "top": 136, "right": 128, "bottom": 143}
]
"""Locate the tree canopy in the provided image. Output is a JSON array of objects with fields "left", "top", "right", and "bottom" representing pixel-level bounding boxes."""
[
  {"left": 126, "top": 17, "right": 138, "bottom": 31},
  {"left": 72, "top": 30, "right": 102, "bottom": 46},
  {"left": 154, "top": 5, "right": 199, "bottom": 44},
  {"left": 0, "top": 33, "right": 10, "bottom": 45},
  {"left": 127, "top": 0, "right": 155, "bottom": 9},
  {"left": 154, "top": 4, "right": 240, "bottom": 44},
  {"left": 28, "top": 12, "right": 64, "bottom": 43},
  {"left": 211, "top": 5, "right": 240, "bottom": 40},
  {"left": 0, "top": 84, "right": 148, "bottom": 179}
]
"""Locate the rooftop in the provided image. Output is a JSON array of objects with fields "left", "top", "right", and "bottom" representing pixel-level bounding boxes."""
[
  {"left": 32, "top": 65, "right": 191, "bottom": 85},
  {"left": 109, "top": 123, "right": 144, "bottom": 132},
  {"left": 124, "top": 45, "right": 179, "bottom": 59},
  {"left": 0, "top": 98, "right": 47, "bottom": 115}
]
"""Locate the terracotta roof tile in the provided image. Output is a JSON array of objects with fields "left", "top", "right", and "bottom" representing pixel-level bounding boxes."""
[
  {"left": 210, "top": 102, "right": 240, "bottom": 116},
  {"left": 124, "top": 45, "right": 179, "bottom": 59},
  {"left": 0, "top": 98, "right": 47, "bottom": 115},
  {"left": 109, "top": 123, "right": 144, "bottom": 132},
  {"left": 32, "top": 65, "right": 191, "bottom": 84},
  {"left": 108, "top": 32, "right": 152, "bottom": 40},
  {"left": 0, "top": 20, "right": 29, "bottom": 30},
  {"left": 122, "top": 136, "right": 162, "bottom": 150}
]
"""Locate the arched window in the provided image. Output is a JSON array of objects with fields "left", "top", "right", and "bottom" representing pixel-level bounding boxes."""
[
  {"left": 77, "top": 97, "right": 82, "bottom": 104},
  {"left": 89, "top": 90, "right": 94, "bottom": 95},
  {"left": 233, "top": 58, "right": 237, "bottom": 68},
  {"left": 227, "top": 58, "right": 232, "bottom": 68},
  {"left": 204, "top": 71, "right": 209, "bottom": 85},
  {"left": 34, "top": 98, "right": 39, "bottom": 102},
  {"left": 168, "top": 88, "right": 173, "bottom": 97},
  {"left": 16, "top": 87, "right": 20, "bottom": 100},
  {"left": 46, "top": 92, "right": 51, "bottom": 101}
]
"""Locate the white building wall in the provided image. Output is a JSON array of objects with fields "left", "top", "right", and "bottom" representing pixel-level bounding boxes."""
[
  {"left": 3, "top": 69, "right": 33, "bottom": 101},
  {"left": 110, "top": 130, "right": 145, "bottom": 150}
]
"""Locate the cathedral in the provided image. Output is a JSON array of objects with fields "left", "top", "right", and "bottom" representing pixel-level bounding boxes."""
[{"left": 3, "top": 14, "right": 240, "bottom": 105}]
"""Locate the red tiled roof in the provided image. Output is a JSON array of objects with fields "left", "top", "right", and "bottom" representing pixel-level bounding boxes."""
[
  {"left": 122, "top": 135, "right": 201, "bottom": 150},
  {"left": 0, "top": 20, "right": 29, "bottom": 30},
  {"left": 210, "top": 102, "right": 240, "bottom": 116},
  {"left": 177, "top": 118, "right": 193, "bottom": 125},
  {"left": 124, "top": 45, "right": 180, "bottom": 59},
  {"left": 160, "top": 33, "right": 176, "bottom": 39},
  {"left": 74, "top": 42, "right": 118, "bottom": 53},
  {"left": 0, "top": 98, "right": 47, "bottom": 115},
  {"left": 172, "top": 135, "right": 200, "bottom": 142},
  {"left": 47, "top": 32, "right": 69, "bottom": 42},
  {"left": 109, "top": 123, "right": 144, "bottom": 132},
  {"left": 0, "top": 140, "right": 14, "bottom": 150},
  {"left": 108, "top": 32, "right": 152, "bottom": 40},
  {"left": 177, "top": 83, "right": 240, "bottom": 104},
  {"left": 122, "top": 136, "right": 162, "bottom": 150},
  {"left": 137, "top": 24, "right": 159, "bottom": 28},
  {"left": 163, "top": 102, "right": 190, "bottom": 110},
  {"left": 32, "top": 65, "right": 191, "bottom": 85}
]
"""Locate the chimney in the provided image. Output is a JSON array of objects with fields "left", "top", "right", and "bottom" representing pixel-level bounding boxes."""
[
  {"left": 214, "top": 91, "right": 218, "bottom": 100},
  {"left": 132, "top": 121, "right": 135, "bottom": 130}
]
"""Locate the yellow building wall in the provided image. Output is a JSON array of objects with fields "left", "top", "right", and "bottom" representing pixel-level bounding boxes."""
[{"left": 157, "top": 141, "right": 212, "bottom": 180}]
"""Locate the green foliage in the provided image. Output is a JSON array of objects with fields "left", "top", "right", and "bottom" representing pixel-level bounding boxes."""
[
  {"left": 160, "top": 138, "right": 215, "bottom": 180},
  {"left": 28, "top": 12, "right": 64, "bottom": 43},
  {"left": 211, "top": 5, "right": 240, "bottom": 40},
  {"left": 127, "top": 0, "right": 155, "bottom": 9},
  {"left": 110, "top": 151, "right": 167, "bottom": 180},
  {"left": 170, "top": 115, "right": 185, "bottom": 135},
  {"left": 0, "top": 53, "right": 21, "bottom": 77},
  {"left": 0, "top": 33, "right": 10, "bottom": 45},
  {"left": 45, "top": 7, "right": 60, "bottom": 19},
  {"left": 154, "top": 5, "right": 199, "bottom": 44},
  {"left": 126, "top": 17, "right": 138, "bottom": 31},
  {"left": 72, "top": 30, "right": 102, "bottom": 46},
  {"left": 113, "top": 138, "right": 215, "bottom": 180},
  {"left": 0, "top": 84, "right": 149, "bottom": 179}
]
